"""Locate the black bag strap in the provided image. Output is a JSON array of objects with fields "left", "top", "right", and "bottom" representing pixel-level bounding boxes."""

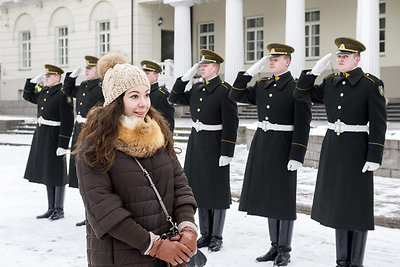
[{"left": 134, "top": 158, "right": 177, "bottom": 230}]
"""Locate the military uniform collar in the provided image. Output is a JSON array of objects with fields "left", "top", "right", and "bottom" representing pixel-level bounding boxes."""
[
  {"left": 150, "top": 82, "right": 159, "bottom": 92},
  {"left": 204, "top": 75, "right": 221, "bottom": 93},
  {"left": 45, "top": 83, "right": 62, "bottom": 95},
  {"left": 265, "top": 71, "right": 292, "bottom": 90},
  {"left": 87, "top": 78, "right": 101, "bottom": 90},
  {"left": 334, "top": 67, "right": 364, "bottom": 86}
]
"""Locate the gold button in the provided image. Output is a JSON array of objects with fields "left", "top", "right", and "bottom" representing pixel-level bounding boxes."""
[
  {"left": 44, "top": 98, "right": 46, "bottom": 101},
  {"left": 83, "top": 93, "right": 86, "bottom": 96},
  {"left": 78, "top": 111, "right": 81, "bottom": 115},
  {"left": 265, "top": 116, "right": 269, "bottom": 121},
  {"left": 340, "top": 93, "right": 344, "bottom": 97},
  {"left": 80, "top": 102, "right": 83, "bottom": 106},
  {"left": 338, "top": 105, "right": 342, "bottom": 110},
  {"left": 267, "top": 105, "right": 270, "bottom": 109},
  {"left": 40, "top": 116, "right": 43, "bottom": 118},
  {"left": 366, "top": 73, "right": 369, "bottom": 76},
  {"left": 202, "top": 88, "right": 205, "bottom": 91},
  {"left": 337, "top": 119, "right": 341, "bottom": 122},
  {"left": 41, "top": 107, "right": 44, "bottom": 110},
  {"left": 269, "top": 93, "right": 273, "bottom": 97},
  {"left": 196, "top": 119, "right": 199, "bottom": 122},
  {"left": 200, "top": 98, "right": 203, "bottom": 101},
  {"left": 273, "top": 84, "right": 277, "bottom": 87},
  {"left": 337, "top": 132, "right": 341, "bottom": 136},
  {"left": 197, "top": 108, "right": 200, "bottom": 112},
  {"left": 342, "top": 81, "right": 346, "bottom": 85},
  {"left": 46, "top": 91, "right": 49, "bottom": 93}
]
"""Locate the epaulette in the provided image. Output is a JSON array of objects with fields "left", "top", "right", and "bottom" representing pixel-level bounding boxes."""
[
  {"left": 323, "top": 73, "right": 338, "bottom": 80},
  {"left": 60, "top": 87, "right": 66, "bottom": 94},
  {"left": 221, "top": 81, "right": 229, "bottom": 90},
  {"left": 158, "top": 88, "right": 166, "bottom": 95},
  {"left": 257, "top": 77, "right": 271, "bottom": 82},
  {"left": 364, "top": 73, "right": 378, "bottom": 84}
]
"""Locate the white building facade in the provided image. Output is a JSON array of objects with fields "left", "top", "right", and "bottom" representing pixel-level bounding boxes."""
[{"left": 0, "top": 0, "right": 399, "bottom": 104}]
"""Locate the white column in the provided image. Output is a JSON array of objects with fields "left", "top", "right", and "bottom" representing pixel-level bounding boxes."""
[
  {"left": 164, "top": 0, "right": 194, "bottom": 79},
  {"left": 285, "top": 0, "right": 305, "bottom": 78},
  {"left": 225, "top": 0, "right": 244, "bottom": 84},
  {"left": 356, "top": 0, "right": 380, "bottom": 77}
]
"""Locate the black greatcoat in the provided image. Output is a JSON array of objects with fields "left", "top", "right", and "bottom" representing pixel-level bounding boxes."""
[
  {"left": 230, "top": 71, "right": 311, "bottom": 220},
  {"left": 23, "top": 79, "right": 74, "bottom": 186},
  {"left": 294, "top": 67, "right": 387, "bottom": 230},
  {"left": 150, "top": 82, "right": 175, "bottom": 132},
  {"left": 63, "top": 73, "right": 104, "bottom": 188},
  {"left": 169, "top": 76, "right": 238, "bottom": 209}
]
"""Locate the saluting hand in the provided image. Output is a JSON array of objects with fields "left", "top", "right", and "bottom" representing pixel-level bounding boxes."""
[
  {"left": 311, "top": 53, "right": 332, "bottom": 76},
  {"left": 181, "top": 63, "right": 199, "bottom": 82},
  {"left": 70, "top": 66, "right": 83, "bottom": 78},
  {"left": 246, "top": 56, "right": 268, "bottom": 77},
  {"left": 30, "top": 74, "right": 45, "bottom": 84}
]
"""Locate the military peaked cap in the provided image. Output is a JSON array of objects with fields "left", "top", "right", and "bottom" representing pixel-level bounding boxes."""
[
  {"left": 334, "top": 37, "right": 366, "bottom": 54},
  {"left": 44, "top": 64, "right": 64, "bottom": 75},
  {"left": 140, "top": 60, "right": 162, "bottom": 73},
  {"left": 85, "top": 55, "right": 99, "bottom": 67},
  {"left": 199, "top": 49, "right": 224, "bottom": 64},
  {"left": 266, "top": 43, "right": 295, "bottom": 58}
]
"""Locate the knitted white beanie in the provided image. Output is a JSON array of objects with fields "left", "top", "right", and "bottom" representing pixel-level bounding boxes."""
[{"left": 97, "top": 52, "right": 150, "bottom": 106}]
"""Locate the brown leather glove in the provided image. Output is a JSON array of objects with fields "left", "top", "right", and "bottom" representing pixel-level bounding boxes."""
[
  {"left": 149, "top": 238, "right": 191, "bottom": 266},
  {"left": 170, "top": 227, "right": 198, "bottom": 257}
]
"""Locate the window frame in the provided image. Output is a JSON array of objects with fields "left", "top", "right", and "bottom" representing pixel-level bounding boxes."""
[
  {"left": 98, "top": 21, "right": 110, "bottom": 56},
  {"left": 57, "top": 26, "right": 69, "bottom": 67},
  {"left": 198, "top": 22, "right": 215, "bottom": 54},
  {"left": 305, "top": 9, "right": 320, "bottom": 60},
  {"left": 20, "top": 31, "right": 31, "bottom": 69},
  {"left": 379, "top": 1, "right": 386, "bottom": 55},
  {"left": 245, "top": 16, "right": 264, "bottom": 63}
]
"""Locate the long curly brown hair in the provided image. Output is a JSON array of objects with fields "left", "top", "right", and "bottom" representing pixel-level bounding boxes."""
[{"left": 73, "top": 95, "right": 175, "bottom": 173}]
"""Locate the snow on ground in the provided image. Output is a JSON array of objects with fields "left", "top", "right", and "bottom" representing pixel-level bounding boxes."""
[{"left": 1, "top": 142, "right": 400, "bottom": 266}]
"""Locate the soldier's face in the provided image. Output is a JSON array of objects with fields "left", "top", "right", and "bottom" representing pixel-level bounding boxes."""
[
  {"left": 85, "top": 66, "right": 98, "bottom": 81},
  {"left": 336, "top": 54, "right": 360, "bottom": 73},
  {"left": 45, "top": 74, "right": 60, "bottom": 87},
  {"left": 200, "top": 63, "right": 218, "bottom": 81},
  {"left": 144, "top": 71, "right": 159, "bottom": 84},
  {"left": 268, "top": 56, "right": 289, "bottom": 76},
  {"left": 123, "top": 84, "right": 151, "bottom": 119}
]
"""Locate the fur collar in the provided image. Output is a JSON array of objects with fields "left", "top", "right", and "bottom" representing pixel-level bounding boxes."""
[{"left": 115, "top": 115, "right": 165, "bottom": 158}]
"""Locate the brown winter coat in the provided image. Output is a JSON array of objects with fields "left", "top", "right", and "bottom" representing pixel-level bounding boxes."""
[{"left": 76, "top": 116, "right": 197, "bottom": 267}]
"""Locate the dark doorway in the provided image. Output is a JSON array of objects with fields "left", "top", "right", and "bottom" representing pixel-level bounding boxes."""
[{"left": 161, "top": 30, "right": 174, "bottom": 61}]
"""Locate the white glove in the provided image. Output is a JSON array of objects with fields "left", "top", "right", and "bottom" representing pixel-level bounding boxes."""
[
  {"left": 56, "top": 147, "right": 68, "bottom": 156},
  {"left": 287, "top": 160, "right": 303, "bottom": 171},
  {"left": 181, "top": 63, "right": 199, "bottom": 82},
  {"left": 70, "top": 66, "right": 82, "bottom": 78},
  {"left": 311, "top": 53, "right": 332, "bottom": 76},
  {"left": 246, "top": 56, "right": 268, "bottom": 77},
  {"left": 362, "top": 161, "right": 380, "bottom": 173},
  {"left": 31, "top": 74, "right": 45, "bottom": 84},
  {"left": 219, "top": 156, "right": 233, "bottom": 167}
]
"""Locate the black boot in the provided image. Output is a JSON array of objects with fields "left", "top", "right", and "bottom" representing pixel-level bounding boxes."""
[
  {"left": 197, "top": 208, "right": 212, "bottom": 248},
  {"left": 76, "top": 220, "right": 86, "bottom": 227},
  {"left": 336, "top": 229, "right": 351, "bottom": 267},
  {"left": 208, "top": 209, "right": 226, "bottom": 252},
  {"left": 37, "top": 186, "right": 55, "bottom": 219},
  {"left": 256, "top": 218, "right": 279, "bottom": 262},
  {"left": 50, "top": 186, "right": 65, "bottom": 220},
  {"left": 274, "top": 220, "right": 294, "bottom": 266},
  {"left": 349, "top": 230, "right": 367, "bottom": 267}
]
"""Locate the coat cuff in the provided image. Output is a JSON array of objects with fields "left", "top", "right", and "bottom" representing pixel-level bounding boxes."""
[{"left": 143, "top": 232, "right": 160, "bottom": 255}]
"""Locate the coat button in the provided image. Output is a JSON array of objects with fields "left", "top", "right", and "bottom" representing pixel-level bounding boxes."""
[
  {"left": 338, "top": 105, "right": 342, "bottom": 110},
  {"left": 46, "top": 91, "right": 49, "bottom": 94},
  {"left": 342, "top": 81, "right": 346, "bottom": 85},
  {"left": 337, "top": 132, "right": 341, "bottom": 136},
  {"left": 266, "top": 105, "right": 270, "bottom": 109},
  {"left": 41, "top": 107, "right": 44, "bottom": 110},
  {"left": 80, "top": 102, "right": 83, "bottom": 106},
  {"left": 337, "top": 119, "right": 341, "bottom": 122},
  {"left": 200, "top": 98, "right": 203, "bottom": 101},
  {"left": 83, "top": 93, "right": 86, "bottom": 96},
  {"left": 78, "top": 111, "right": 81, "bottom": 115},
  {"left": 273, "top": 84, "right": 277, "bottom": 87},
  {"left": 196, "top": 119, "right": 199, "bottom": 122},
  {"left": 44, "top": 98, "right": 46, "bottom": 101},
  {"left": 340, "top": 93, "right": 344, "bottom": 97},
  {"left": 202, "top": 88, "right": 205, "bottom": 91},
  {"left": 197, "top": 108, "right": 200, "bottom": 112},
  {"left": 269, "top": 93, "right": 273, "bottom": 97},
  {"left": 265, "top": 116, "right": 269, "bottom": 120}
]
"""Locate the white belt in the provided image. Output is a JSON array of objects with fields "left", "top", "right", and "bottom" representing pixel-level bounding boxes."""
[
  {"left": 257, "top": 121, "right": 294, "bottom": 132},
  {"left": 37, "top": 117, "right": 61, "bottom": 126},
  {"left": 76, "top": 114, "right": 87, "bottom": 124},
  {"left": 192, "top": 121, "right": 223, "bottom": 132},
  {"left": 327, "top": 121, "right": 369, "bottom": 133}
]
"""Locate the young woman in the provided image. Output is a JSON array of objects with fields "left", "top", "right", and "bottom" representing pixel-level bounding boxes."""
[{"left": 74, "top": 52, "right": 198, "bottom": 267}]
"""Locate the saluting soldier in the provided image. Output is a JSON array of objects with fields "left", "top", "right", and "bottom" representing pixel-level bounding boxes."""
[
  {"left": 230, "top": 43, "right": 311, "bottom": 266},
  {"left": 141, "top": 60, "right": 175, "bottom": 132},
  {"left": 169, "top": 49, "right": 238, "bottom": 252},
  {"left": 23, "top": 64, "right": 74, "bottom": 221},
  {"left": 63, "top": 55, "right": 104, "bottom": 226},
  {"left": 294, "top": 37, "right": 387, "bottom": 267}
]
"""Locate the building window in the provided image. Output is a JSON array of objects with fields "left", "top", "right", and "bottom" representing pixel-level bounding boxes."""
[
  {"left": 98, "top": 21, "right": 110, "bottom": 56},
  {"left": 379, "top": 1, "right": 385, "bottom": 54},
  {"left": 57, "top": 27, "right": 68, "bottom": 66},
  {"left": 305, "top": 10, "right": 320, "bottom": 59},
  {"left": 20, "top": 31, "right": 31, "bottom": 69},
  {"left": 199, "top": 22, "right": 214, "bottom": 52},
  {"left": 245, "top": 16, "right": 264, "bottom": 63}
]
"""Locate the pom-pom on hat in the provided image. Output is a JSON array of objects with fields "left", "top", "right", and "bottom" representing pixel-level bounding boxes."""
[{"left": 97, "top": 52, "right": 150, "bottom": 106}]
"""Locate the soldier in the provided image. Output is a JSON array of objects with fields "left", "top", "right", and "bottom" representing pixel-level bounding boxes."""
[
  {"left": 63, "top": 55, "right": 104, "bottom": 226},
  {"left": 23, "top": 64, "right": 74, "bottom": 221},
  {"left": 230, "top": 43, "right": 311, "bottom": 266},
  {"left": 141, "top": 60, "right": 175, "bottom": 132},
  {"left": 169, "top": 49, "right": 238, "bottom": 252},
  {"left": 294, "top": 37, "right": 387, "bottom": 267}
]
